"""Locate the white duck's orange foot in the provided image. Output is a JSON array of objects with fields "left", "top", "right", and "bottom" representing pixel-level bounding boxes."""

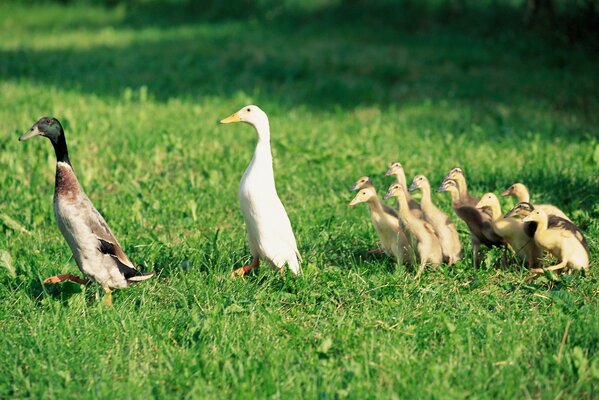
[
  {"left": 43, "top": 274, "right": 90, "bottom": 285},
  {"left": 230, "top": 258, "right": 260, "bottom": 279}
]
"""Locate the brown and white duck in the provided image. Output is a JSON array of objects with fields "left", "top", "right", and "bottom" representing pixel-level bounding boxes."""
[{"left": 19, "top": 117, "right": 153, "bottom": 305}]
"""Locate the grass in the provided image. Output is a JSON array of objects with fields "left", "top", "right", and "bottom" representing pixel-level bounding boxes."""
[{"left": 0, "top": 0, "right": 598, "bottom": 398}]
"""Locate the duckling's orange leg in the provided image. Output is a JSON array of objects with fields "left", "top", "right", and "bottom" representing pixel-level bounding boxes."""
[
  {"left": 230, "top": 257, "right": 259, "bottom": 278},
  {"left": 471, "top": 238, "right": 480, "bottom": 267},
  {"left": 415, "top": 261, "right": 426, "bottom": 280},
  {"left": 43, "top": 274, "right": 90, "bottom": 285},
  {"left": 531, "top": 259, "right": 568, "bottom": 274},
  {"left": 368, "top": 248, "right": 385, "bottom": 255}
]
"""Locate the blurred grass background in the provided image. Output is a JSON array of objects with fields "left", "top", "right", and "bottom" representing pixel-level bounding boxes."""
[{"left": 0, "top": 0, "right": 597, "bottom": 398}]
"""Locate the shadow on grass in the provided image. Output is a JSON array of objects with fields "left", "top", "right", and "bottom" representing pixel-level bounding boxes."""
[
  {"left": 1, "top": 1, "right": 598, "bottom": 131},
  {"left": 26, "top": 279, "right": 87, "bottom": 305}
]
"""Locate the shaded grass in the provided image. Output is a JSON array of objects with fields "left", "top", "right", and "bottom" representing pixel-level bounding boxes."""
[{"left": 0, "top": 1, "right": 598, "bottom": 398}]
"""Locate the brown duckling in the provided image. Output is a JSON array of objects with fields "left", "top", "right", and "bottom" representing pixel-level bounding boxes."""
[
  {"left": 437, "top": 179, "right": 504, "bottom": 266},
  {"left": 442, "top": 167, "right": 479, "bottom": 207}
]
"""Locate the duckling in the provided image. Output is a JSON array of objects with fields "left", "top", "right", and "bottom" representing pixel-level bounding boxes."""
[
  {"left": 349, "top": 186, "right": 410, "bottom": 263},
  {"left": 385, "top": 162, "right": 424, "bottom": 219},
  {"left": 437, "top": 179, "right": 504, "bottom": 266},
  {"left": 385, "top": 183, "right": 443, "bottom": 278},
  {"left": 443, "top": 167, "right": 479, "bottom": 207},
  {"left": 501, "top": 183, "right": 571, "bottom": 221},
  {"left": 522, "top": 209, "right": 589, "bottom": 273},
  {"left": 220, "top": 105, "right": 301, "bottom": 277},
  {"left": 351, "top": 176, "right": 397, "bottom": 216},
  {"left": 19, "top": 117, "right": 154, "bottom": 305},
  {"left": 475, "top": 193, "right": 542, "bottom": 268},
  {"left": 504, "top": 202, "right": 565, "bottom": 238},
  {"left": 350, "top": 176, "right": 397, "bottom": 254},
  {"left": 409, "top": 175, "right": 462, "bottom": 264}
]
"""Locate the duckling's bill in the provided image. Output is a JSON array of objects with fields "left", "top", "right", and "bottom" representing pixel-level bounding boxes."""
[
  {"left": 220, "top": 113, "right": 242, "bottom": 124},
  {"left": 19, "top": 125, "right": 42, "bottom": 141},
  {"left": 348, "top": 195, "right": 361, "bottom": 206}
]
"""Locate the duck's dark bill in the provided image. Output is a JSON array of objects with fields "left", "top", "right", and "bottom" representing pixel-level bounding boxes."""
[{"left": 19, "top": 126, "right": 42, "bottom": 141}]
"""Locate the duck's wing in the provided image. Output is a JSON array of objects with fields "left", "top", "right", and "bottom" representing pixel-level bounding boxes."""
[{"left": 82, "top": 197, "right": 137, "bottom": 273}]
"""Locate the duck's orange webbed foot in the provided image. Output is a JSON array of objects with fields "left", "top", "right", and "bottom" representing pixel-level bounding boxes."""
[
  {"left": 230, "top": 258, "right": 259, "bottom": 279},
  {"left": 43, "top": 274, "right": 90, "bottom": 285}
]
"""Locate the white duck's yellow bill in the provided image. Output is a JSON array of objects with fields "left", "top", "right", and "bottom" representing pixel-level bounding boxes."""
[
  {"left": 19, "top": 125, "right": 42, "bottom": 141},
  {"left": 220, "top": 113, "right": 241, "bottom": 124}
]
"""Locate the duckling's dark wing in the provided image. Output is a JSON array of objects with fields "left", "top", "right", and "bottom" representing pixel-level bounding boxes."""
[
  {"left": 383, "top": 204, "right": 399, "bottom": 218},
  {"left": 549, "top": 217, "right": 589, "bottom": 252},
  {"left": 523, "top": 221, "right": 538, "bottom": 238},
  {"left": 455, "top": 206, "right": 504, "bottom": 247}
]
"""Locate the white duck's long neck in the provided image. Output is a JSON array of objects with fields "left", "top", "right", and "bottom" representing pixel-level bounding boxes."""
[{"left": 248, "top": 119, "right": 274, "bottom": 181}]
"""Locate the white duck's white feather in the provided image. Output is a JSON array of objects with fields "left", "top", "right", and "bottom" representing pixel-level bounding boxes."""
[{"left": 233, "top": 106, "right": 301, "bottom": 274}]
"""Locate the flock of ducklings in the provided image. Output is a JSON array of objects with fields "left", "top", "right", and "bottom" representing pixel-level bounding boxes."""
[
  {"left": 18, "top": 105, "right": 590, "bottom": 305},
  {"left": 349, "top": 164, "right": 589, "bottom": 278}
]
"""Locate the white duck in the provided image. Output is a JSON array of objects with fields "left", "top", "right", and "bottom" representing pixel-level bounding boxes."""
[{"left": 220, "top": 105, "right": 301, "bottom": 277}]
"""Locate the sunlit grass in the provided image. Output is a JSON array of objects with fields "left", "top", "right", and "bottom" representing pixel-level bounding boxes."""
[{"left": 0, "top": 1, "right": 597, "bottom": 398}]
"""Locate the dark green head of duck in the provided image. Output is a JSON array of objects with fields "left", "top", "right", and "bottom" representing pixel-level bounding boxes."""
[{"left": 19, "top": 117, "right": 69, "bottom": 164}]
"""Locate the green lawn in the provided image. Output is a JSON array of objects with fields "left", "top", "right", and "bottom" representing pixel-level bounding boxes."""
[{"left": 0, "top": 1, "right": 597, "bottom": 398}]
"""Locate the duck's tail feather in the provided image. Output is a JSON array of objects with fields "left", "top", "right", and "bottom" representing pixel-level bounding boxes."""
[
  {"left": 127, "top": 271, "right": 155, "bottom": 284},
  {"left": 287, "top": 254, "right": 302, "bottom": 275}
]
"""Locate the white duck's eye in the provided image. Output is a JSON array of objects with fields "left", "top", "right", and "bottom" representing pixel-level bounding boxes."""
[{"left": 246, "top": 108, "right": 251, "bottom": 112}]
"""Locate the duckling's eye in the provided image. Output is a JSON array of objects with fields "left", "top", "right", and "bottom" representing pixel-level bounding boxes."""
[{"left": 246, "top": 108, "right": 251, "bottom": 112}]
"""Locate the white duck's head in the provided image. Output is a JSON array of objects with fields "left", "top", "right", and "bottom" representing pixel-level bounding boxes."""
[{"left": 220, "top": 105, "right": 269, "bottom": 129}]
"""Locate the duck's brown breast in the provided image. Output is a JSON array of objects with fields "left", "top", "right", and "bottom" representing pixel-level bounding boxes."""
[{"left": 55, "top": 162, "right": 81, "bottom": 202}]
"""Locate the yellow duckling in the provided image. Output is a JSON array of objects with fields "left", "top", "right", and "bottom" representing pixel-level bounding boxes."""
[
  {"left": 522, "top": 208, "right": 589, "bottom": 274},
  {"left": 385, "top": 162, "right": 424, "bottom": 219},
  {"left": 410, "top": 175, "right": 462, "bottom": 264},
  {"left": 476, "top": 193, "right": 542, "bottom": 268},
  {"left": 501, "top": 183, "right": 571, "bottom": 221},
  {"left": 349, "top": 184, "right": 410, "bottom": 263},
  {"left": 385, "top": 183, "right": 443, "bottom": 278}
]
